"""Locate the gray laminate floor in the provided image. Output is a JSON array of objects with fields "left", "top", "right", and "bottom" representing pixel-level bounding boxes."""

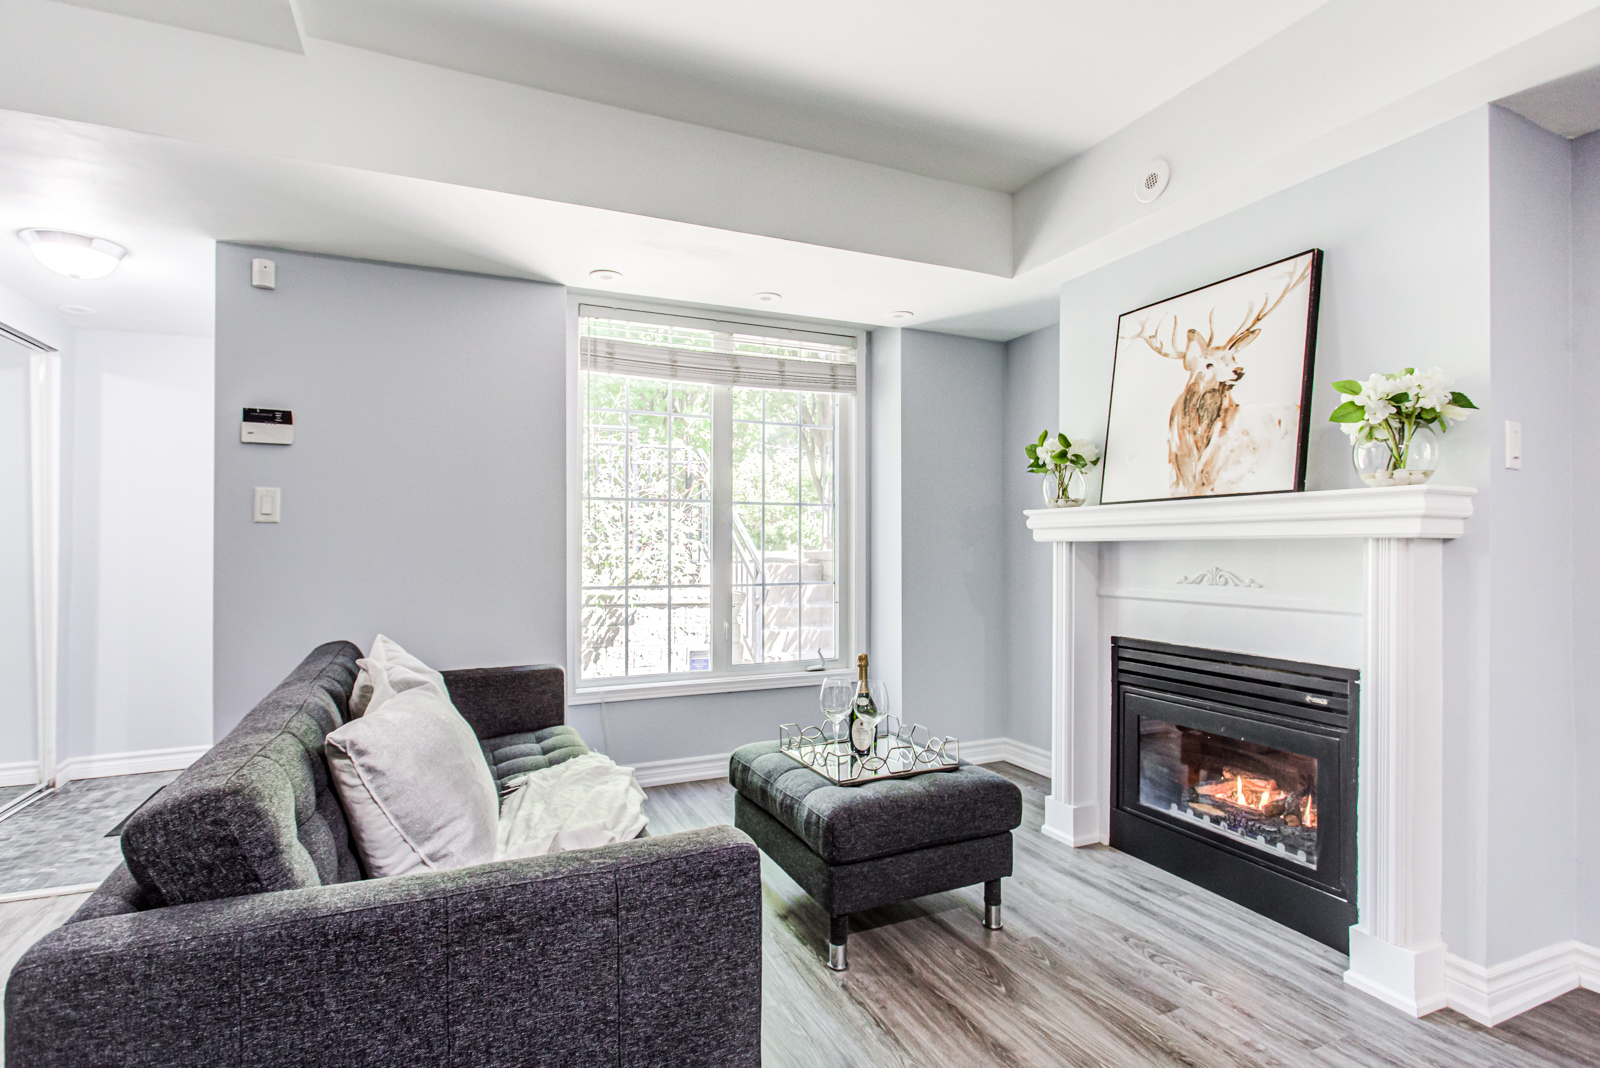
[
  {"left": 642, "top": 761, "right": 1600, "bottom": 1068},
  {"left": 0, "top": 772, "right": 175, "bottom": 895},
  {"left": 0, "top": 786, "right": 34, "bottom": 811}
]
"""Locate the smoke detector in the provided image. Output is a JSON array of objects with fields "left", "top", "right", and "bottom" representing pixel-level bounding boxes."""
[{"left": 1135, "top": 159, "right": 1170, "bottom": 204}]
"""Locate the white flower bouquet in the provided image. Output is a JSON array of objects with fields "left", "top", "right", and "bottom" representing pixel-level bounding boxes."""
[
  {"left": 1026, "top": 430, "right": 1100, "bottom": 505},
  {"left": 1025, "top": 430, "right": 1100, "bottom": 475},
  {"left": 1328, "top": 367, "right": 1477, "bottom": 485}
]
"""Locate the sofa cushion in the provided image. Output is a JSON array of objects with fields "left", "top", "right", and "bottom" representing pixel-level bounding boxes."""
[
  {"left": 728, "top": 740, "right": 1022, "bottom": 865},
  {"left": 481, "top": 725, "right": 590, "bottom": 789},
  {"left": 120, "top": 642, "right": 366, "bottom": 906},
  {"left": 326, "top": 685, "right": 501, "bottom": 878}
]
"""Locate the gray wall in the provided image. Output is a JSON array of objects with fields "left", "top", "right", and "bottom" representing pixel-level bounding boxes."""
[
  {"left": 62, "top": 331, "right": 214, "bottom": 763},
  {"left": 1045, "top": 106, "right": 1594, "bottom": 969},
  {"left": 871, "top": 327, "right": 1007, "bottom": 744},
  {"left": 1002, "top": 325, "right": 1060, "bottom": 753},
  {"left": 1572, "top": 126, "right": 1600, "bottom": 950},
  {"left": 213, "top": 244, "right": 566, "bottom": 737},
  {"left": 1482, "top": 106, "right": 1576, "bottom": 964}
]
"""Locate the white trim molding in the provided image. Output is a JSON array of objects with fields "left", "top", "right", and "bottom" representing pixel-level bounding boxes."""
[
  {"left": 627, "top": 751, "right": 732, "bottom": 788},
  {"left": 1025, "top": 485, "right": 1474, "bottom": 543},
  {"left": 1027, "top": 485, "right": 1476, "bottom": 1019},
  {"left": 0, "top": 760, "right": 42, "bottom": 788},
  {"left": 56, "top": 744, "right": 209, "bottom": 782},
  {"left": 960, "top": 738, "right": 1052, "bottom": 778},
  {"left": 1445, "top": 942, "right": 1600, "bottom": 1027}
]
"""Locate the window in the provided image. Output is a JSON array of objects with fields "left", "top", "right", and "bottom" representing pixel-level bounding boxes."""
[{"left": 574, "top": 304, "right": 861, "bottom": 695}]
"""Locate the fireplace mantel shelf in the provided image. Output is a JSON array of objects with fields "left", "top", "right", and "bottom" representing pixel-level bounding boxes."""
[{"left": 1026, "top": 485, "right": 1475, "bottom": 543}]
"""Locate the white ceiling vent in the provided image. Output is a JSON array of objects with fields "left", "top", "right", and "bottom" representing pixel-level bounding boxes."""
[{"left": 1135, "top": 159, "right": 1170, "bottom": 203}]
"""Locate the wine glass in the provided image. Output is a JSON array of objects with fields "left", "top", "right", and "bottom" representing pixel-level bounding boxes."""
[
  {"left": 865, "top": 680, "right": 890, "bottom": 745},
  {"left": 819, "top": 677, "right": 853, "bottom": 743}
]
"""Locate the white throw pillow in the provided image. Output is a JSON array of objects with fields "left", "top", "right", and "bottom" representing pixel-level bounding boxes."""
[
  {"left": 347, "top": 667, "right": 376, "bottom": 718},
  {"left": 357, "top": 634, "right": 451, "bottom": 719},
  {"left": 325, "top": 685, "right": 500, "bottom": 877}
]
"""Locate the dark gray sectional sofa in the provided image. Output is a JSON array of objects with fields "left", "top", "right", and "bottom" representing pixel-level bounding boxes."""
[{"left": 4, "top": 641, "right": 763, "bottom": 1068}]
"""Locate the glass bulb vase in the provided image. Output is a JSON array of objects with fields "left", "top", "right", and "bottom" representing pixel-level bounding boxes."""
[
  {"left": 1042, "top": 467, "right": 1088, "bottom": 508},
  {"left": 1353, "top": 423, "right": 1439, "bottom": 487}
]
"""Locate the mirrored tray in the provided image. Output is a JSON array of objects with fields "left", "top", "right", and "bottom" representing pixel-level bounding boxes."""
[{"left": 777, "top": 717, "right": 959, "bottom": 785}]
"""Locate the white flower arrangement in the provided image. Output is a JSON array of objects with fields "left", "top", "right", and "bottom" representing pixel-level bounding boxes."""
[
  {"left": 1026, "top": 430, "right": 1100, "bottom": 504},
  {"left": 1328, "top": 367, "right": 1477, "bottom": 484},
  {"left": 1025, "top": 430, "right": 1100, "bottom": 475}
]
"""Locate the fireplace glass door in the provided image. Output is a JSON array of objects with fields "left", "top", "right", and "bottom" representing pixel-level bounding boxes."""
[{"left": 1137, "top": 718, "right": 1320, "bottom": 868}]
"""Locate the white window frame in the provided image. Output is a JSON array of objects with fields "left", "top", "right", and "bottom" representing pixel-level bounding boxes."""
[{"left": 565, "top": 294, "right": 868, "bottom": 703}]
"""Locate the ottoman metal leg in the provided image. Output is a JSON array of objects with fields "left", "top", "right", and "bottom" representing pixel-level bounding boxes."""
[
  {"left": 828, "top": 914, "right": 849, "bottom": 971},
  {"left": 983, "top": 879, "right": 1003, "bottom": 930}
]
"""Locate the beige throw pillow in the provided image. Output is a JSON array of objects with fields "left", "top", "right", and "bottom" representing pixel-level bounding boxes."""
[{"left": 325, "top": 682, "right": 500, "bottom": 878}]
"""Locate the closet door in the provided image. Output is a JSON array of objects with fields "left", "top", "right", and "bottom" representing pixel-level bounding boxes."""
[{"left": 0, "top": 336, "right": 41, "bottom": 813}]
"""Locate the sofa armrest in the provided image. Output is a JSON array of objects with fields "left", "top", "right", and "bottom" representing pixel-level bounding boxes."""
[
  {"left": 442, "top": 663, "right": 565, "bottom": 738},
  {"left": 6, "top": 827, "right": 761, "bottom": 1068}
]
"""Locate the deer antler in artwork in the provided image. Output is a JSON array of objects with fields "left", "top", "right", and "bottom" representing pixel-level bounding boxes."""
[
  {"left": 1219, "top": 261, "right": 1312, "bottom": 353},
  {"left": 1124, "top": 309, "right": 1217, "bottom": 363}
]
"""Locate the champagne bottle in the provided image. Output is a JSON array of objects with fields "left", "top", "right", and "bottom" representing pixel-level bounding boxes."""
[{"left": 849, "top": 653, "right": 877, "bottom": 757}]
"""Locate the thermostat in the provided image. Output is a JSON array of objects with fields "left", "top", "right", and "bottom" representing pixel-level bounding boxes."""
[{"left": 242, "top": 408, "right": 293, "bottom": 445}]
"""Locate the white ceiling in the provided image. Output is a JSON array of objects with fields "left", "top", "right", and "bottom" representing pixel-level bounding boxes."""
[
  {"left": 5, "top": 0, "right": 1600, "bottom": 344},
  {"left": 53, "top": 0, "right": 305, "bottom": 52},
  {"left": 296, "top": 0, "right": 1328, "bottom": 192},
  {"left": 1498, "top": 62, "right": 1600, "bottom": 139}
]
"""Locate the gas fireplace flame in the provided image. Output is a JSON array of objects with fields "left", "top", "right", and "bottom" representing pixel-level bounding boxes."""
[
  {"left": 1196, "top": 773, "right": 1288, "bottom": 815},
  {"left": 1302, "top": 794, "right": 1317, "bottom": 829}
]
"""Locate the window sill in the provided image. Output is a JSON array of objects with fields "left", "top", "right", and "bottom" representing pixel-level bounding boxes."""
[{"left": 570, "top": 669, "right": 834, "bottom": 705}]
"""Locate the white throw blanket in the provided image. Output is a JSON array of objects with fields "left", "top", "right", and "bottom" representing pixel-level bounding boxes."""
[{"left": 496, "top": 753, "right": 648, "bottom": 860}]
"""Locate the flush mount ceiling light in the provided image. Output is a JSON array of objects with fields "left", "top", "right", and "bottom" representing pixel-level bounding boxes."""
[
  {"left": 589, "top": 268, "right": 623, "bottom": 281},
  {"left": 58, "top": 304, "right": 96, "bottom": 316},
  {"left": 889, "top": 310, "right": 915, "bottom": 320},
  {"left": 20, "top": 229, "right": 127, "bottom": 279},
  {"left": 755, "top": 292, "right": 782, "bottom": 302}
]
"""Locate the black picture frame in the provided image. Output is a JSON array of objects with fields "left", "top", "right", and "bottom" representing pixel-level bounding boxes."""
[{"left": 1099, "top": 248, "right": 1324, "bottom": 505}]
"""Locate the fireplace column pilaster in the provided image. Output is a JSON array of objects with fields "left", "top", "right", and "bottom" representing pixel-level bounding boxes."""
[
  {"left": 1042, "top": 541, "right": 1103, "bottom": 847},
  {"left": 1344, "top": 536, "right": 1448, "bottom": 1016}
]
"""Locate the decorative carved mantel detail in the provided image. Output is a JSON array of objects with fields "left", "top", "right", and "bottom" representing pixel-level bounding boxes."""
[
  {"left": 1177, "top": 566, "right": 1262, "bottom": 588},
  {"left": 1025, "top": 486, "right": 1475, "bottom": 1020}
]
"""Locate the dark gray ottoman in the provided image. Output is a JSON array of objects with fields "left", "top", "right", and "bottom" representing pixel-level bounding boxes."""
[{"left": 729, "top": 740, "right": 1023, "bottom": 970}]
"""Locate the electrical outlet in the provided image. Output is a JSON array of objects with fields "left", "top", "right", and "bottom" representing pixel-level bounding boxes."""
[
  {"left": 253, "top": 487, "right": 281, "bottom": 523},
  {"left": 1505, "top": 421, "right": 1522, "bottom": 470}
]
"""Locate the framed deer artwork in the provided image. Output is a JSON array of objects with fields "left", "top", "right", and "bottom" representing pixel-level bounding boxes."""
[{"left": 1100, "top": 249, "right": 1323, "bottom": 504}]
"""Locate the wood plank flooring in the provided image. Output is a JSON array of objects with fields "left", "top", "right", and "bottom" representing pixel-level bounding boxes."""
[
  {"left": 643, "top": 762, "right": 1600, "bottom": 1068},
  {"left": 0, "top": 763, "right": 1593, "bottom": 1066}
]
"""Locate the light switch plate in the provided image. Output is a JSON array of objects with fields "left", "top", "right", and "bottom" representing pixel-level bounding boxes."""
[
  {"left": 253, "top": 487, "right": 281, "bottom": 523},
  {"left": 1505, "top": 421, "right": 1522, "bottom": 470}
]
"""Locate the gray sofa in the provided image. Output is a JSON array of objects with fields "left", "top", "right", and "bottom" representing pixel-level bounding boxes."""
[{"left": 4, "top": 641, "right": 762, "bottom": 1068}]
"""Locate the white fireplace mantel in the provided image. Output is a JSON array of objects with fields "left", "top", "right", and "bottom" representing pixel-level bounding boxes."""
[{"left": 1026, "top": 484, "right": 1475, "bottom": 1019}]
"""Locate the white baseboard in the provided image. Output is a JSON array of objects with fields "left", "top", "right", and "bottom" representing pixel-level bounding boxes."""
[
  {"left": 57, "top": 744, "right": 209, "bottom": 782},
  {"left": 0, "top": 882, "right": 102, "bottom": 905},
  {"left": 1445, "top": 940, "right": 1600, "bottom": 1026},
  {"left": 628, "top": 751, "right": 731, "bottom": 788},
  {"left": 958, "top": 737, "right": 1052, "bottom": 778},
  {"left": 0, "top": 760, "right": 42, "bottom": 787}
]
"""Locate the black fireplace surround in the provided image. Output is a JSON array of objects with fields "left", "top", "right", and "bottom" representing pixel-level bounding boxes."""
[{"left": 1110, "top": 637, "right": 1359, "bottom": 952}]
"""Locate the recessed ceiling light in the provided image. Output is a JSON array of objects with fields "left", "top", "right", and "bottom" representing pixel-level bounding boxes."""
[
  {"left": 589, "top": 269, "right": 622, "bottom": 282},
  {"left": 755, "top": 292, "right": 782, "bottom": 302},
  {"left": 58, "top": 304, "right": 96, "bottom": 316},
  {"left": 889, "top": 310, "right": 915, "bottom": 320},
  {"left": 20, "top": 229, "right": 127, "bottom": 279}
]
